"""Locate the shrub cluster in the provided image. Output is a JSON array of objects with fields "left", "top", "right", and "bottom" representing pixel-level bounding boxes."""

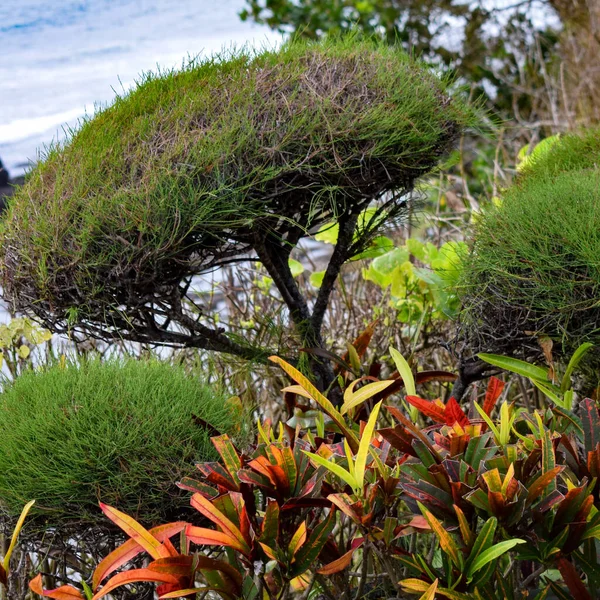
[
  {"left": 25, "top": 348, "right": 600, "bottom": 600},
  {"left": 459, "top": 129, "right": 600, "bottom": 360},
  {"left": 0, "top": 36, "right": 469, "bottom": 353},
  {"left": 0, "top": 358, "right": 246, "bottom": 527}
]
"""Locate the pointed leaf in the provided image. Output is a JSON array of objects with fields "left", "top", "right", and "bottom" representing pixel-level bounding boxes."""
[
  {"left": 341, "top": 381, "right": 393, "bottom": 415},
  {"left": 211, "top": 435, "right": 242, "bottom": 485},
  {"left": 556, "top": 557, "right": 593, "bottom": 600},
  {"left": 99, "top": 504, "right": 171, "bottom": 560},
  {"left": 290, "top": 509, "right": 336, "bottom": 577},
  {"left": 419, "top": 579, "right": 439, "bottom": 600},
  {"left": 185, "top": 526, "right": 249, "bottom": 554},
  {"left": 269, "top": 356, "right": 359, "bottom": 452},
  {"left": 465, "top": 517, "right": 496, "bottom": 573},
  {"left": 190, "top": 494, "right": 251, "bottom": 555},
  {"left": 477, "top": 354, "right": 549, "bottom": 381},
  {"left": 405, "top": 396, "right": 446, "bottom": 423},
  {"left": 29, "top": 575, "right": 85, "bottom": 600},
  {"left": 288, "top": 522, "right": 307, "bottom": 557},
  {"left": 93, "top": 522, "right": 187, "bottom": 589},
  {"left": 418, "top": 502, "right": 462, "bottom": 568},
  {"left": 582, "top": 398, "right": 600, "bottom": 453},
  {"left": 317, "top": 541, "right": 363, "bottom": 575},
  {"left": 92, "top": 569, "right": 179, "bottom": 600},
  {"left": 468, "top": 539, "right": 525, "bottom": 580},
  {"left": 302, "top": 451, "right": 357, "bottom": 492},
  {"left": 3, "top": 499, "right": 35, "bottom": 571},
  {"left": 354, "top": 401, "right": 382, "bottom": 490},
  {"left": 483, "top": 377, "right": 504, "bottom": 416}
]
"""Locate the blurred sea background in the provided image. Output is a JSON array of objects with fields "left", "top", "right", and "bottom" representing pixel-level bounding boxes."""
[{"left": 0, "top": 0, "right": 279, "bottom": 177}]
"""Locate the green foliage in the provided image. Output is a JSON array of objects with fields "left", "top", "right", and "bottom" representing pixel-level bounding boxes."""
[
  {"left": 0, "top": 358, "right": 246, "bottom": 526},
  {"left": 460, "top": 149, "right": 600, "bottom": 360},
  {"left": 0, "top": 317, "right": 52, "bottom": 376},
  {"left": 0, "top": 36, "right": 469, "bottom": 354},
  {"left": 364, "top": 238, "right": 467, "bottom": 323}
]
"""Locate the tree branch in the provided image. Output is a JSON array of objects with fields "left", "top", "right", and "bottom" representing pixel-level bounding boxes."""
[{"left": 311, "top": 211, "right": 359, "bottom": 333}]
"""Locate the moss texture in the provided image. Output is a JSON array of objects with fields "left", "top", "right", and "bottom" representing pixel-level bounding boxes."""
[
  {"left": 0, "top": 358, "right": 246, "bottom": 527},
  {"left": 0, "top": 36, "right": 470, "bottom": 348}
]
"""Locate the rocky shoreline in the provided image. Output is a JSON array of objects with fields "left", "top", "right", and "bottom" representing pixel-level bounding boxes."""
[{"left": 0, "top": 157, "right": 25, "bottom": 211}]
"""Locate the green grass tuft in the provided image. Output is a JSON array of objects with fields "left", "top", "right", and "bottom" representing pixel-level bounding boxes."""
[{"left": 0, "top": 358, "right": 247, "bottom": 527}]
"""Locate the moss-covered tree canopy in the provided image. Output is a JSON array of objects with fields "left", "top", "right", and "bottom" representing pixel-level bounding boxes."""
[
  {"left": 459, "top": 128, "right": 600, "bottom": 361},
  {"left": 1, "top": 36, "right": 469, "bottom": 356}
]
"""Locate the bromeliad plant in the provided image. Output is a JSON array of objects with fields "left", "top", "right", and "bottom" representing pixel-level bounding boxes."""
[{"left": 27, "top": 345, "right": 600, "bottom": 600}]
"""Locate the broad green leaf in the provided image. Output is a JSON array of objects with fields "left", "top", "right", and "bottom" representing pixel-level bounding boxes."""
[
  {"left": 315, "top": 222, "right": 338, "bottom": 244},
  {"left": 467, "top": 540, "right": 525, "bottom": 581},
  {"left": 309, "top": 270, "right": 325, "bottom": 288},
  {"left": 465, "top": 517, "right": 497, "bottom": 574},
  {"left": 390, "top": 347, "right": 416, "bottom": 396},
  {"left": 477, "top": 353, "right": 549, "bottom": 382},
  {"left": 288, "top": 258, "right": 305, "bottom": 278}
]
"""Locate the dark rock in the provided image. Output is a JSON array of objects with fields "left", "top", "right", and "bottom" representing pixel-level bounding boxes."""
[
  {"left": 0, "top": 157, "right": 24, "bottom": 212},
  {"left": 0, "top": 158, "right": 9, "bottom": 187}
]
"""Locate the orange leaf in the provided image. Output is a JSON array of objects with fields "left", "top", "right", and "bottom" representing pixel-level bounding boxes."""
[
  {"left": 29, "top": 575, "right": 84, "bottom": 599},
  {"left": 93, "top": 522, "right": 187, "bottom": 590},
  {"left": 185, "top": 526, "right": 249, "bottom": 555},
  {"left": 190, "top": 494, "right": 251, "bottom": 555},
  {"left": 92, "top": 569, "right": 180, "bottom": 600},
  {"left": 317, "top": 540, "right": 363, "bottom": 574},
  {"left": 288, "top": 522, "right": 307, "bottom": 557},
  {"left": 99, "top": 504, "right": 171, "bottom": 561}
]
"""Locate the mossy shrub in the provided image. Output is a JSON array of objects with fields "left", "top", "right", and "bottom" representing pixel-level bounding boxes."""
[
  {"left": 459, "top": 164, "right": 600, "bottom": 358},
  {"left": 0, "top": 36, "right": 470, "bottom": 344},
  {"left": 517, "top": 127, "right": 600, "bottom": 181},
  {"left": 0, "top": 358, "right": 245, "bottom": 527}
]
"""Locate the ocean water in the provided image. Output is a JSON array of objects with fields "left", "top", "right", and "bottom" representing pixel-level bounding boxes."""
[{"left": 0, "top": 0, "right": 279, "bottom": 176}]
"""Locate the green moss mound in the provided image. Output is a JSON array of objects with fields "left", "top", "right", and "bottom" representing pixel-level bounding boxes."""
[
  {"left": 517, "top": 127, "right": 600, "bottom": 180},
  {"left": 460, "top": 164, "right": 600, "bottom": 358},
  {"left": 0, "top": 359, "right": 245, "bottom": 527},
  {"left": 0, "top": 36, "right": 469, "bottom": 345}
]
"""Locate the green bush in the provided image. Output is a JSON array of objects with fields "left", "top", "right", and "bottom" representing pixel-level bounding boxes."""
[
  {"left": 0, "top": 36, "right": 470, "bottom": 355},
  {"left": 0, "top": 358, "right": 246, "bottom": 527},
  {"left": 459, "top": 163, "right": 600, "bottom": 359}
]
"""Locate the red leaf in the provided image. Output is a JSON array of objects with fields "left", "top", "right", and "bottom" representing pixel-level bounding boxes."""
[
  {"left": 405, "top": 396, "right": 446, "bottom": 423},
  {"left": 444, "top": 397, "right": 469, "bottom": 427},
  {"left": 556, "top": 558, "right": 593, "bottom": 600},
  {"left": 483, "top": 377, "right": 505, "bottom": 416}
]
